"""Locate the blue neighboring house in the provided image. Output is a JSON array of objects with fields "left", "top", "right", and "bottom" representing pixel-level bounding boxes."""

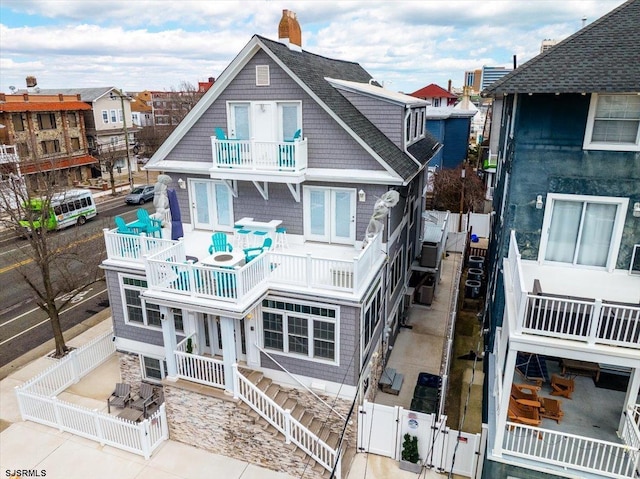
[
  {"left": 481, "top": 1, "right": 640, "bottom": 478},
  {"left": 424, "top": 106, "right": 476, "bottom": 169}
]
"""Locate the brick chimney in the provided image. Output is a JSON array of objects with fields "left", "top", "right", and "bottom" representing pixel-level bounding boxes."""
[{"left": 278, "top": 9, "right": 302, "bottom": 51}]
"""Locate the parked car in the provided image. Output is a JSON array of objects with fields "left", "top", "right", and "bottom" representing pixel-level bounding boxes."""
[{"left": 125, "top": 185, "right": 155, "bottom": 205}]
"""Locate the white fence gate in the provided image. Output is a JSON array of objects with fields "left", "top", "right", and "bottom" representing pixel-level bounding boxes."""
[{"left": 357, "top": 401, "right": 483, "bottom": 478}]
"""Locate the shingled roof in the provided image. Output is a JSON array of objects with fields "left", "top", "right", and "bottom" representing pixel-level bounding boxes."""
[
  {"left": 257, "top": 36, "right": 436, "bottom": 181},
  {"left": 26, "top": 87, "right": 116, "bottom": 102},
  {"left": 484, "top": 0, "right": 640, "bottom": 95}
]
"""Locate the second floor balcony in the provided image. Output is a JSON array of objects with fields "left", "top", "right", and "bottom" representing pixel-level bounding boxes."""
[
  {"left": 210, "top": 137, "right": 308, "bottom": 180},
  {"left": 505, "top": 231, "right": 640, "bottom": 352},
  {"left": 104, "top": 224, "right": 385, "bottom": 310},
  {"left": 0, "top": 144, "right": 20, "bottom": 164}
]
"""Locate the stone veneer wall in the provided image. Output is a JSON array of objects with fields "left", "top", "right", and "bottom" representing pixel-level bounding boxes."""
[
  {"left": 164, "top": 382, "right": 352, "bottom": 478},
  {"left": 117, "top": 351, "right": 142, "bottom": 396}
]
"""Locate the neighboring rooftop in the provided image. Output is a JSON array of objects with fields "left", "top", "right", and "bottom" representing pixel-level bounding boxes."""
[
  {"left": 409, "top": 83, "right": 457, "bottom": 100},
  {"left": 23, "top": 87, "right": 118, "bottom": 102},
  {"left": 484, "top": 0, "right": 640, "bottom": 95}
]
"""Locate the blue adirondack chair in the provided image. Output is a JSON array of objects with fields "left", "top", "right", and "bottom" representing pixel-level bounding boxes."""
[
  {"left": 279, "top": 129, "right": 301, "bottom": 168},
  {"left": 214, "top": 127, "right": 241, "bottom": 166},
  {"left": 114, "top": 216, "right": 138, "bottom": 235},
  {"left": 208, "top": 232, "right": 233, "bottom": 254},
  {"left": 135, "top": 208, "right": 162, "bottom": 238},
  {"left": 243, "top": 237, "right": 273, "bottom": 263}
]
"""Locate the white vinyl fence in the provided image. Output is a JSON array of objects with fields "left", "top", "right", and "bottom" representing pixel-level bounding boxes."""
[
  {"left": 15, "top": 330, "right": 168, "bottom": 459},
  {"left": 357, "top": 401, "right": 484, "bottom": 478}
]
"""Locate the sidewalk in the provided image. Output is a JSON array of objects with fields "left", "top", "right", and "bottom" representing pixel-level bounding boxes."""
[{"left": 0, "top": 317, "right": 296, "bottom": 479}]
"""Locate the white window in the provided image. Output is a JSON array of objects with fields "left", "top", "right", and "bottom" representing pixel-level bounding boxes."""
[
  {"left": 102, "top": 110, "right": 109, "bottom": 124},
  {"left": 256, "top": 65, "right": 270, "bottom": 86},
  {"left": 584, "top": 93, "right": 640, "bottom": 151},
  {"left": 140, "top": 356, "right": 167, "bottom": 382},
  {"left": 362, "top": 282, "right": 383, "bottom": 355},
  {"left": 118, "top": 109, "right": 123, "bottom": 122},
  {"left": 261, "top": 299, "right": 338, "bottom": 363},
  {"left": 110, "top": 109, "right": 117, "bottom": 123},
  {"left": 390, "top": 248, "right": 404, "bottom": 295},
  {"left": 538, "top": 194, "right": 629, "bottom": 270},
  {"left": 121, "top": 276, "right": 161, "bottom": 327}
]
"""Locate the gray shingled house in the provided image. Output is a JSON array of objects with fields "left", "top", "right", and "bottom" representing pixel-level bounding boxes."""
[
  {"left": 100, "top": 11, "right": 440, "bottom": 477},
  {"left": 480, "top": 1, "right": 640, "bottom": 478}
]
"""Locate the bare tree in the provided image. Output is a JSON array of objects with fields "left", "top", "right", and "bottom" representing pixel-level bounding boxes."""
[
  {"left": 432, "top": 163, "right": 485, "bottom": 213},
  {"left": 95, "top": 144, "right": 123, "bottom": 195},
  {"left": 0, "top": 167, "right": 105, "bottom": 357}
]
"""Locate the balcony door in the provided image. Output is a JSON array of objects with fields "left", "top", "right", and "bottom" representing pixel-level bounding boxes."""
[
  {"left": 304, "top": 186, "right": 356, "bottom": 244},
  {"left": 227, "top": 101, "right": 300, "bottom": 141},
  {"left": 190, "top": 179, "right": 233, "bottom": 231}
]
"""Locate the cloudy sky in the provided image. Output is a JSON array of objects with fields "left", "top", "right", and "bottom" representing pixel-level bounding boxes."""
[{"left": 0, "top": 0, "right": 628, "bottom": 95}]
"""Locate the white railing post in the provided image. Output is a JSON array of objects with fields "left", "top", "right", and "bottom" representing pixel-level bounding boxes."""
[
  {"left": 52, "top": 397, "right": 63, "bottom": 432},
  {"left": 352, "top": 256, "right": 359, "bottom": 291},
  {"left": 14, "top": 387, "right": 25, "bottom": 420},
  {"left": 232, "top": 363, "right": 240, "bottom": 400},
  {"left": 140, "top": 421, "right": 150, "bottom": 460},
  {"left": 587, "top": 299, "right": 602, "bottom": 345},
  {"left": 70, "top": 349, "right": 81, "bottom": 384},
  {"left": 284, "top": 408, "right": 292, "bottom": 444},
  {"left": 235, "top": 268, "right": 244, "bottom": 298},
  {"left": 94, "top": 409, "right": 105, "bottom": 446},
  {"left": 306, "top": 253, "right": 313, "bottom": 287},
  {"left": 160, "top": 403, "right": 169, "bottom": 439}
]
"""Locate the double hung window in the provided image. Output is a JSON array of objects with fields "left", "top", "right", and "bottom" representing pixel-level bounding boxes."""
[{"left": 584, "top": 94, "right": 640, "bottom": 151}]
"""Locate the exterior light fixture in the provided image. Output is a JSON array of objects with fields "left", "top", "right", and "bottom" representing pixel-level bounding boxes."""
[
  {"left": 358, "top": 189, "right": 366, "bottom": 202},
  {"left": 536, "top": 195, "right": 544, "bottom": 209},
  {"left": 633, "top": 202, "right": 640, "bottom": 218},
  {"left": 177, "top": 178, "right": 186, "bottom": 189}
]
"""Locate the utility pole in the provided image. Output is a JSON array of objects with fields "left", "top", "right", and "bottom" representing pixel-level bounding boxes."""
[{"left": 111, "top": 89, "right": 133, "bottom": 189}]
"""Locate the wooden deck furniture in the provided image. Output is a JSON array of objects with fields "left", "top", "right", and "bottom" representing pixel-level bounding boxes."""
[
  {"left": 561, "top": 358, "right": 601, "bottom": 382},
  {"left": 107, "top": 383, "right": 131, "bottom": 413},
  {"left": 550, "top": 374, "right": 575, "bottom": 399},
  {"left": 508, "top": 397, "right": 541, "bottom": 427},
  {"left": 511, "top": 383, "right": 541, "bottom": 405},
  {"left": 539, "top": 397, "right": 564, "bottom": 423}
]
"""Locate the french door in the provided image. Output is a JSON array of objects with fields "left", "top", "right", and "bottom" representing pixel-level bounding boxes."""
[
  {"left": 304, "top": 187, "right": 356, "bottom": 244},
  {"left": 202, "top": 315, "right": 247, "bottom": 362},
  {"left": 190, "top": 180, "right": 233, "bottom": 230}
]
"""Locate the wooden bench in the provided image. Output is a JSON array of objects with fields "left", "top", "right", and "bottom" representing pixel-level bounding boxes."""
[{"left": 561, "top": 359, "right": 600, "bottom": 382}]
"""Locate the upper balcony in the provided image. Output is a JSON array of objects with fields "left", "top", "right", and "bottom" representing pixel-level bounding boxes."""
[
  {"left": 210, "top": 137, "right": 308, "bottom": 182},
  {"left": 103, "top": 224, "right": 385, "bottom": 312},
  {"left": 504, "top": 231, "right": 640, "bottom": 353},
  {"left": 0, "top": 144, "right": 20, "bottom": 164}
]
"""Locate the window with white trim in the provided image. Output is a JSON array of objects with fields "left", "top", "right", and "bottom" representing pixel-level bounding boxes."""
[
  {"left": 102, "top": 110, "right": 109, "bottom": 124},
  {"left": 140, "top": 356, "right": 167, "bottom": 382},
  {"left": 262, "top": 299, "right": 337, "bottom": 363},
  {"left": 121, "top": 276, "right": 184, "bottom": 331},
  {"left": 362, "top": 281, "right": 383, "bottom": 354},
  {"left": 390, "top": 248, "right": 404, "bottom": 295},
  {"left": 538, "top": 194, "right": 629, "bottom": 269},
  {"left": 110, "top": 109, "right": 117, "bottom": 123},
  {"left": 584, "top": 93, "right": 640, "bottom": 151}
]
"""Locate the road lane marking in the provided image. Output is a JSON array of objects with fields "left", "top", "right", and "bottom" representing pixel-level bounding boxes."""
[
  {"left": 0, "top": 287, "right": 107, "bottom": 346},
  {"left": 0, "top": 231, "right": 105, "bottom": 274}
]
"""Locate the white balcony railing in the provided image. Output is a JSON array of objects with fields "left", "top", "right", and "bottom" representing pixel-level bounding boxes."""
[
  {"left": 503, "top": 422, "right": 640, "bottom": 479},
  {"left": 0, "top": 144, "right": 19, "bottom": 164},
  {"left": 507, "top": 231, "right": 640, "bottom": 350},
  {"left": 136, "top": 231, "right": 383, "bottom": 304},
  {"left": 211, "top": 138, "right": 308, "bottom": 172},
  {"left": 104, "top": 229, "right": 176, "bottom": 264}
]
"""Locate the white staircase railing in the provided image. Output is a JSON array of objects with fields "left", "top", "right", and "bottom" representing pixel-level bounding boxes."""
[{"left": 232, "top": 364, "right": 338, "bottom": 474}]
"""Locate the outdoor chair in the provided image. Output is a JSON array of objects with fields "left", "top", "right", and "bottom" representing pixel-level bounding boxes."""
[
  {"left": 243, "top": 237, "right": 273, "bottom": 263},
  {"left": 208, "top": 232, "right": 233, "bottom": 254},
  {"left": 114, "top": 216, "right": 138, "bottom": 235},
  {"left": 214, "top": 127, "right": 241, "bottom": 166},
  {"left": 507, "top": 397, "right": 541, "bottom": 427},
  {"left": 136, "top": 208, "right": 162, "bottom": 238},
  {"left": 511, "top": 383, "right": 541, "bottom": 405},
  {"left": 107, "top": 383, "right": 131, "bottom": 413},
  {"left": 278, "top": 128, "right": 301, "bottom": 169},
  {"left": 550, "top": 374, "right": 575, "bottom": 399},
  {"left": 131, "top": 383, "right": 156, "bottom": 417},
  {"left": 539, "top": 397, "right": 564, "bottom": 423}
]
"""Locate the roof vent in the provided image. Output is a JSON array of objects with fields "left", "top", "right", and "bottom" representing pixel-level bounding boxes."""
[{"left": 278, "top": 9, "right": 302, "bottom": 51}]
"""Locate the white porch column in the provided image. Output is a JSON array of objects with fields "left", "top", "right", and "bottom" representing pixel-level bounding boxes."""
[
  {"left": 493, "top": 346, "right": 517, "bottom": 458},
  {"left": 160, "top": 305, "right": 178, "bottom": 378},
  {"left": 246, "top": 310, "right": 260, "bottom": 368},
  {"left": 618, "top": 366, "right": 640, "bottom": 435},
  {"left": 219, "top": 316, "right": 237, "bottom": 394}
]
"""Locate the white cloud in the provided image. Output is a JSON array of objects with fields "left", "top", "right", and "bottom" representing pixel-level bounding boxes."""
[{"left": 0, "top": 0, "right": 628, "bottom": 93}]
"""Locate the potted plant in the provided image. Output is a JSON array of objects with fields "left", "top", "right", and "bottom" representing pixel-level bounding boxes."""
[
  {"left": 399, "top": 433, "right": 421, "bottom": 473},
  {"left": 186, "top": 338, "right": 193, "bottom": 354}
]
